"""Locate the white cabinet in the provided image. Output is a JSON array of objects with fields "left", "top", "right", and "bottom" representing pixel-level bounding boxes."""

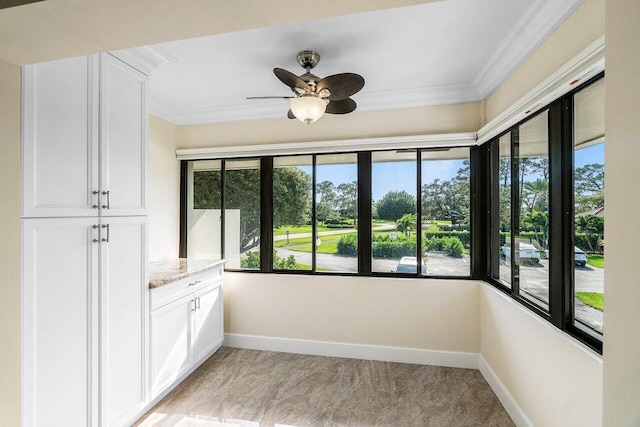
[
  {"left": 22, "top": 218, "right": 100, "bottom": 427},
  {"left": 21, "top": 53, "right": 150, "bottom": 427},
  {"left": 99, "top": 217, "right": 148, "bottom": 426},
  {"left": 150, "top": 271, "right": 224, "bottom": 399},
  {"left": 22, "top": 53, "right": 147, "bottom": 218},
  {"left": 23, "top": 217, "right": 148, "bottom": 427}
]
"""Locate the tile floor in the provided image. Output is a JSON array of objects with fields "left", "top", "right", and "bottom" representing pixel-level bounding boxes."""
[{"left": 135, "top": 347, "right": 514, "bottom": 427}]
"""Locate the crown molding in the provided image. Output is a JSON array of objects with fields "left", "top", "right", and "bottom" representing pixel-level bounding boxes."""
[
  {"left": 477, "top": 35, "right": 604, "bottom": 145},
  {"left": 109, "top": 44, "right": 178, "bottom": 76},
  {"left": 150, "top": 83, "right": 481, "bottom": 126},
  {"left": 474, "top": 0, "right": 584, "bottom": 99},
  {"left": 176, "top": 132, "right": 478, "bottom": 160}
]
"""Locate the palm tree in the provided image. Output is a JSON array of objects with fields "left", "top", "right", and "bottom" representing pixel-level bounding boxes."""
[{"left": 523, "top": 178, "right": 549, "bottom": 213}]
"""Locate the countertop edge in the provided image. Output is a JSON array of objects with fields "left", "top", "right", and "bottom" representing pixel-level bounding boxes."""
[{"left": 149, "top": 259, "right": 226, "bottom": 289}]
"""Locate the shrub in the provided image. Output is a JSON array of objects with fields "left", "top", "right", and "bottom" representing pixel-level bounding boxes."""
[
  {"left": 241, "top": 251, "right": 298, "bottom": 269},
  {"left": 423, "top": 236, "right": 464, "bottom": 257},
  {"left": 337, "top": 234, "right": 358, "bottom": 255},
  {"left": 424, "top": 230, "right": 470, "bottom": 246},
  {"left": 444, "top": 237, "right": 464, "bottom": 257}
]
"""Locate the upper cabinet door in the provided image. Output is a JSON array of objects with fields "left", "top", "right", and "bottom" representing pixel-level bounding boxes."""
[
  {"left": 100, "top": 53, "right": 148, "bottom": 217},
  {"left": 22, "top": 55, "right": 100, "bottom": 218}
]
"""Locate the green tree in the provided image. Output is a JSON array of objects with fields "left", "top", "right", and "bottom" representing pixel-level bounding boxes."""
[
  {"left": 336, "top": 181, "right": 358, "bottom": 224},
  {"left": 396, "top": 213, "right": 416, "bottom": 236},
  {"left": 193, "top": 166, "right": 311, "bottom": 254},
  {"left": 421, "top": 162, "right": 470, "bottom": 225},
  {"left": 576, "top": 214, "right": 604, "bottom": 252},
  {"left": 316, "top": 180, "right": 336, "bottom": 203},
  {"left": 522, "top": 211, "right": 549, "bottom": 250},
  {"left": 377, "top": 190, "right": 416, "bottom": 221},
  {"left": 523, "top": 178, "right": 549, "bottom": 213},
  {"left": 575, "top": 163, "right": 604, "bottom": 196},
  {"left": 274, "top": 167, "right": 312, "bottom": 228}
]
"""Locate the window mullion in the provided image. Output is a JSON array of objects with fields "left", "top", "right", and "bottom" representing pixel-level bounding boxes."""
[
  {"left": 260, "top": 157, "right": 274, "bottom": 272},
  {"left": 358, "top": 152, "right": 372, "bottom": 275}
]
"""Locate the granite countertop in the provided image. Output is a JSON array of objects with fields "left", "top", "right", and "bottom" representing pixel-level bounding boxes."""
[{"left": 149, "top": 258, "right": 226, "bottom": 289}]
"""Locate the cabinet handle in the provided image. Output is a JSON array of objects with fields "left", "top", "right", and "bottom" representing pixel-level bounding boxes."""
[
  {"left": 92, "top": 224, "right": 100, "bottom": 243},
  {"left": 188, "top": 280, "right": 201, "bottom": 287},
  {"left": 191, "top": 299, "right": 196, "bottom": 312},
  {"left": 92, "top": 191, "right": 100, "bottom": 209},
  {"left": 196, "top": 296, "right": 201, "bottom": 310},
  {"left": 101, "top": 224, "right": 110, "bottom": 243},
  {"left": 101, "top": 190, "right": 110, "bottom": 209}
]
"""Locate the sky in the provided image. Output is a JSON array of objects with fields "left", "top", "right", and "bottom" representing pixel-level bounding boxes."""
[
  {"left": 292, "top": 141, "right": 603, "bottom": 202},
  {"left": 310, "top": 159, "right": 465, "bottom": 201}
]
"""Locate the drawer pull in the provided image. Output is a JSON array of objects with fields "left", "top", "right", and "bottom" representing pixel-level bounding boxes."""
[{"left": 188, "top": 280, "right": 201, "bottom": 286}]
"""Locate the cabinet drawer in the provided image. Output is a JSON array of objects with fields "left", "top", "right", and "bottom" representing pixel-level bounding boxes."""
[{"left": 151, "top": 268, "right": 222, "bottom": 311}]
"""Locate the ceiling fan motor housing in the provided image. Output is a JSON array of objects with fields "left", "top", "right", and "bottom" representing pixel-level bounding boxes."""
[{"left": 296, "top": 50, "right": 321, "bottom": 70}]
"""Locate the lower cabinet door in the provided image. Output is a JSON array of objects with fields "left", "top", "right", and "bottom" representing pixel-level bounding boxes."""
[
  {"left": 192, "top": 283, "right": 223, "bottom": 363},
  {"left": 150, "top": 295, "right": 193, "bottom": 399},
  {"left": 22, "top": 218, "right": 100, "bottom": 427},
  {"left": 100, "top": 216, "right": 148, "bottom": 426}
]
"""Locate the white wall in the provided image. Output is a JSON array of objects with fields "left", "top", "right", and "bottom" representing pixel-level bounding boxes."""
[
  {"left": 224, "top": 273, "right": 481, "bottom": 353},
  {"left": 0, "top": 58, "right": 21, "bottom": 426},
  {"left": 603, "top": 0, "right": 640, "bottom": 425},
  {"left": 149, "top": 114, "right": 180, "bottom": 260},
  {"left": 480, "top": 285, "right": 603, "bottom": 427}
]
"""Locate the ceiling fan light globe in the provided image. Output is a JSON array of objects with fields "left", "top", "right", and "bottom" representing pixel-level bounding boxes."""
[{"left": 290, "top": 96, "right": 326, "bottom": 124}]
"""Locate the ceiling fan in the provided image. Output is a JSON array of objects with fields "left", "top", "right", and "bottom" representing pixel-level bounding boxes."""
[{"left": 247, "top": 50, "right": 365, "bottom": 124}]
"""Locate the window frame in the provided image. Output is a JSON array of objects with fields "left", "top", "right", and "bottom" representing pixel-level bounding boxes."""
[
  {"left": 181, "top": 147, "right": 477, "bottom": 280},
  {"left": 485, "top": 72, "right": 605, "bottom": 353}
]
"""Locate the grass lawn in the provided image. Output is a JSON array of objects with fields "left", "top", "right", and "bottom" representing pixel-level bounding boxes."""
[
  {"left": 587, "top": 254, "right": 604, "bottom": 268},
  {"left": 273, "top": 225, "right": 330, "bottom": 236},
  {"left": 576, "top": 292, "right": 604, "bottom": 311},
  {"left": 275, "top": 232, "right": 354, "bottom": 249},
  {"left": 292, "top": 241, "right": 338, "bottom": 254},
  {"left": 274, "top": 235, "right": 313, "bottom": 247}
]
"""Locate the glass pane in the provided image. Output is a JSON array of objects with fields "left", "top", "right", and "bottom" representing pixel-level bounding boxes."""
[
  {"left": 574, "top": 78, "right": 605, "bottom": 334},
  {"left": 225, "top": 159, "right": 261, "bottom": 269},
  {"left": 421, "top": 147, "right": 471, "bottom": 276},
  {"left": 273, "top": 156, "right": 313, "bottom": 271},
  {"left": 372, "top": 151, "right": 418, "bottom": 273},
  {"left": 188, "top": 160, "right": 222, "bottom": 259},
  {"left": 515, "top": 111, "right": 550, "bottom": 309},
  {"left": 498, "top": 135, "right": 512, "bottom": 286},
  {"left": 316, "top": 153, "right": 358, "bottom": 273}
]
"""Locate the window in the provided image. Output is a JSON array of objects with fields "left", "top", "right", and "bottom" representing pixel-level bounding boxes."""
[
  {"left": 371, "top": 151, "right": 417, "bottom": 274},
  {"left": 421, "top": 147, "right": 471, "bottom": 276},
  {"left": 187, "top": 160, "right": 222, "bottom": 259},
  {"left": 489, "top": 134, "right": 512, "bottom": 287},
  {"left": 316, "top": 153, "right": 359, "bottom": 273},
  {"left": 573, "top": 78, "right": 605, "bottom": 335},
  {"left": 486, "top": 73, "right": 604, "bottom": 352},
  {"left": 225, "top": 159, "right": 261, "bottom": 270},
  {"left": 515, "top": 111, "right": 550, "bottom": 310},
  {"left": 273, "top": 156, "right": 313, "bottom": 271}
]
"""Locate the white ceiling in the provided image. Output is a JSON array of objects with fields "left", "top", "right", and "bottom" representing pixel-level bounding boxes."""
[{"left": 137, "top": 0, "right": 583, "bottom": 125}]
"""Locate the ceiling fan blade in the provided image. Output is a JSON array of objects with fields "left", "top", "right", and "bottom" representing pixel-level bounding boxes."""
[
  {"left": 287, "top": 110, "right": 296, "bottom": 119},
  {"left": 316, "top": 73, "right": 364, "bottom": 100},
  {"left": 326, "top": 98, "right": 357, "bottom": 114},
  {"left": 274, "top": 68, "right": 311, "bottom": 92},
  {"left": 246, "top": 96, "right": 294, "bottom": 99}
]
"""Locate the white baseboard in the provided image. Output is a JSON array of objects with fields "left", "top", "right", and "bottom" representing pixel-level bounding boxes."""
[
  {"left": 223, "top": 333, "right": 479, "bottom": 369},
  {"left": 479, "top": 355, "right": 532, "bottom": 427}
]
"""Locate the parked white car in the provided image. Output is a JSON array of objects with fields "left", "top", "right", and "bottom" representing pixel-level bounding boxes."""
[
  {"left": 541, "top": 246, "right": 588, "bottom": 266},
  {"left": 502, "top": 243, "right": 540, "bottom": 263},
  {"left": 574, "top": 246, "right": 588, "bottom": 266},
  {"left": 394, "top": 256, "right": 428, "bottom": 274}
]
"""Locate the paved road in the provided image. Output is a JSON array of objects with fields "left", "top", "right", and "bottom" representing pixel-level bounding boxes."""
[{"left": 273, "top": 223, "right": 395, "bottom": 242}]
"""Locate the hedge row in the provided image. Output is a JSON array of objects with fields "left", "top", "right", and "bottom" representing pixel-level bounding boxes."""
[{"left": 336, "top": 234, "right": 465, "bottom": 258}]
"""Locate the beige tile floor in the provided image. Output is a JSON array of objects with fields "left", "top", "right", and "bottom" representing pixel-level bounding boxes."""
[{"left": 135, "top": 347, "right": 514, "bottom": 427}]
